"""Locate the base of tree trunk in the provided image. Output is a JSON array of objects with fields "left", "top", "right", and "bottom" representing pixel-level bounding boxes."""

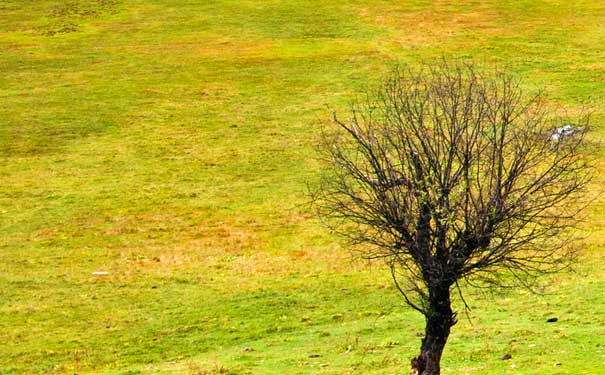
[{"left": 410, "top": 352, "right": 428, "bottom": 375}]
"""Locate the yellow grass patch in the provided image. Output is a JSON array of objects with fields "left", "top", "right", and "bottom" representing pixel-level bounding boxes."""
[
  {"left": 107, "top": 36, "right": 276, "bottom": 61},
  {"left": 358, "top": 2, "right": 503, "bottom": 47},
  {"left": 195, "top": 37, "right": 276, "bottom": 60},
  {"left": 101, "top": 215, "right": 364, "bottom": 290}
]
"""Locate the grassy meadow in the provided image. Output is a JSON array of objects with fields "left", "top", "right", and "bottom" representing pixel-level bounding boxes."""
[{"left": 1, "top": 0, "right": 605, "bottom": 373}]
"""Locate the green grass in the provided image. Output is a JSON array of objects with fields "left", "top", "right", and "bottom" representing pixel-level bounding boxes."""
[{"left": 1, "top": 0, "right": 605, "bottom": 373}]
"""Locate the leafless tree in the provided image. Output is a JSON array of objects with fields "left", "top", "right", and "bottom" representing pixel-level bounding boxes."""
[{"left": 313, "top": 61, "right": 591, "bottom": 375}]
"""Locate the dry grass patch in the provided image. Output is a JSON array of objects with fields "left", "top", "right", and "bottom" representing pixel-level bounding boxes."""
[
  {"left": 358, "top": 2, "right": 502, "bottom": 47},
  {"left": 108, "top": 36, "right": 276, "bottom": 62},
  {"left": 196, "top": 37, "right": 276, "bottom": 60}
]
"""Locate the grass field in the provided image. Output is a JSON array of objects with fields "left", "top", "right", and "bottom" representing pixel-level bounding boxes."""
[{"left": 1, "top": 0, "right": 605, "bottom": 374}]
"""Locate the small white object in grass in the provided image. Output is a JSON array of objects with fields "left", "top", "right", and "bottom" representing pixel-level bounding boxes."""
[
  {"left": 551, "top": 124, "right": 576, "bottom": 141},
  {"left": 92, "top": 271, "right": 109, "bottom": 276}
]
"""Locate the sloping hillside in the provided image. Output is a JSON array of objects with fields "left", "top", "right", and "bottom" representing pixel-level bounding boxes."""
[{"left": 1, "top": 1, "right": 604, "bottom": 373}]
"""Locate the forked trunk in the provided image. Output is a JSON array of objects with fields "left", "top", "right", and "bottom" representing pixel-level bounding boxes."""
[{"left": 410, "top": 287, "right": 456, "bottom": 375}]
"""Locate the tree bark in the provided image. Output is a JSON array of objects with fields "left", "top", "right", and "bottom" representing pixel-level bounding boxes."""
[{"left": 411, "top": 287, "right": 455, "bottom": 375}]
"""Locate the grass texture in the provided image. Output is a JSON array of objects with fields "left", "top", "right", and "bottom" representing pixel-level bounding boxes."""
[{"left": 1, "top": 0, "right": 605, "bottom": 373}]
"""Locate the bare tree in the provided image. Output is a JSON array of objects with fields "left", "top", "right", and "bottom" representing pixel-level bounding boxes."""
[{"left": 313, "top": 61, "right": 590, "bottom": 375}]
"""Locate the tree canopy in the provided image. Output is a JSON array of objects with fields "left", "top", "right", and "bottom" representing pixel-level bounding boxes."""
[{"left": 314, "top": 61, "right": 591, "bottom": 375}]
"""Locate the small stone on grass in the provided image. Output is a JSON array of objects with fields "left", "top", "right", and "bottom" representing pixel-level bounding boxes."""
[{"left": 500, "top": 353, "right": 512, "bottom": 360}]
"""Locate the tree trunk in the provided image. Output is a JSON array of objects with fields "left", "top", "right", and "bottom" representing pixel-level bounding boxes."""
[{"left": 410, "top": 287, "right": 456, "bottom": 375}]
